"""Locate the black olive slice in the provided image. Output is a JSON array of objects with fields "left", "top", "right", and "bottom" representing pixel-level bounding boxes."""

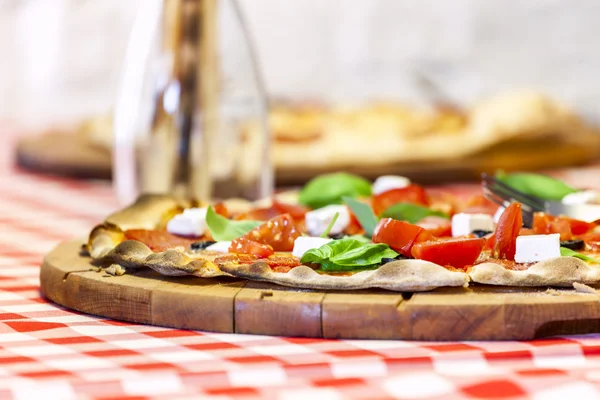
[
  {"left": 328, "top": 233, "right": 346, "bottom": 240},
  {"left": 472, "top": 230, "right": 493, "bottom": 238},
  {"left": 560, "top": 239, "right": 584, "bottom": 251},
  {"left": 190, "top": 240, "right": 217, "bottom": 250},
  {"left": 381, "top": 254, "right": 410, "bottom": 264}
]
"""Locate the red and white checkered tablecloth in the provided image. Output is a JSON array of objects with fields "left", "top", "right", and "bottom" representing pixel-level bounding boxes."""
[{"left": 5, "top": 129, "right": 600, "bottom": 400}]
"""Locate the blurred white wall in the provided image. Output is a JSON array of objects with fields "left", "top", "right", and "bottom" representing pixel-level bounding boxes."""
[{"left": 1, "top": 0, "right": 600, "bottom": 128}]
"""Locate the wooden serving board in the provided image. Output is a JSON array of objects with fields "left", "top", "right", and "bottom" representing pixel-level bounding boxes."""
[
  {"left": 41, "top": 240, "right": 600, "bottom": 341},
  {"left": 16, "top": 132, "right": 600, "bottom": 185}
]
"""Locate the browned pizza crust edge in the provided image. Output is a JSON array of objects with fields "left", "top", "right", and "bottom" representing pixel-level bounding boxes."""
[
  {"left": 469, "top": 257, "right": 600, "bottom": 287},
  {"left": 87, "top": 194, "right": 183, "bottom": 259},
  {"left": 86, "top": 194, "right": 227, "bottom": 278},
  {"left": 218, "top": 260, "right": 469, "bottom": 292}
]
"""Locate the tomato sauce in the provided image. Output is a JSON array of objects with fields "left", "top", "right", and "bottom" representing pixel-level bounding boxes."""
[
  {"left": 123, "top": 229, "right": 199, "bottom": 252},
  {"left": 474, "top": 258, "right": 533, "bottom": 271}
]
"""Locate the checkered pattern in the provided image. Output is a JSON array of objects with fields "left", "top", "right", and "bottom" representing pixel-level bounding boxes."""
[{"left": 4, "top": 129, "right": 600, "bottom": 399}]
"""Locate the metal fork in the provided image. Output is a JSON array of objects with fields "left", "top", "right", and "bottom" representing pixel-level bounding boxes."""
[{"left": 481, "top": 173, "right": 600, "bottom": 226}]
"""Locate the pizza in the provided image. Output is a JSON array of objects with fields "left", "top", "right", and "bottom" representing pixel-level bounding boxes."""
[
  {"left": 26, "top": 90, "right": 600, "bottom": 183},
  {"left": 86, "top": 171, "right": 600, "bottom": 292}
]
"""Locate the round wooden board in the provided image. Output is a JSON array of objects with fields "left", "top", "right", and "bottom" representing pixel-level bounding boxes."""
[
  {"left": 16, "top": 132, "right": 600, "bottom": 185},
  {"left": 41, "top": 240, "right": 600, "bottom": 341},
  {"left": 16, "top": 132, "right": 112, "bottom": 180}
]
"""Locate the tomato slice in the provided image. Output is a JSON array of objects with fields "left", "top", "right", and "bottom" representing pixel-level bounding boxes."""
[
  {"left": 345, "top": 207, "right": 366, "bottom": 235},
  {"left": 484, "top": 232, "right": 496, "bottom": 250},
  {"left": 372, "top": 218, "right": 434, "bottom": 257},
  {"left": 213, "top": 202, "right": 230, "bottom": 218},
  {"left": 234, "top": 206, "right": 279, "bottom": 221},
  {"left": 417, "top": 216, "right": 452, "bottom": 237},
  {"left": 372, "top": 185, "right": 429, "bottom": 216},
  {"left": 411, "top": 237, "right": 485, "bottom": 270},
  {"left": 519, "top": 228, "right": 535, "bottom": 236},
  {"left": 454, "top": 194, "right": 498, "bottom": 215},
  {"left": 567, "top": 217, "right": 596, "bottom": 236},
  {"left": 427, "top": 190, "right": 458, "bottom": 216},
  {"left": 532, "top": 212, "right": 573, "bottom": 240},
  {"left": 228, "top": 238, "right": 274, "bottom": 258},
  {"left": 272, "top": 200, "right": 309, "bottom": 220},
  {"left": 493, "top": 203, "right": 522, "bottom": 260},
  {"left": 230, "top": 214, "right": 301, "bottom": 257},
  {"left": 234, "top": 200, "right": 309, "bottom": 222},
  {"left": 124, "top": 229, "right": 199, "bottom": 252}
]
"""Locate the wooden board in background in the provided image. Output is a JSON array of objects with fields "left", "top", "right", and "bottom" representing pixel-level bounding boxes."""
[
  {"left": 40, "top": 240, "right": 600, "bottom": 341},
  {"left": 17, "top": 132, "right": 600, "bottom": 185}
]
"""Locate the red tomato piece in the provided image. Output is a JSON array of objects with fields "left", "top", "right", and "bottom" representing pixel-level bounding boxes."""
[
  {"left": 582, "top": 232, "right": 600, "bottom": 242},
  {"left": 372, "top": 185, "right": 430, "bottom": 216},
  {"left": 578, "top": 232, "right": 600, "bottom": 251},
  {"left": 214, "top": 253, "right": 258, "bottom": 264},
  {"left": 567, "top": 217, "right": 596, "bottom": 236},
  {"left": 234, "top": 207, "right": 279, "bottom": 221},
  {"left": 263, "top": 256, "right": 302, "bottom": 269},
  {"left": 484, "top": 232, "right": 496, "bottom": 250},
  {"left": 411, "top": 237, "right": 486, "bottom": 270},
  {"left": 124, "top": 229, "right": 199, "bottom": 252},
  {"left": 234, "top": 200, "right": 309, "bottom": 222},
  {"left": 230, "top": 214, "right": 301, "bottom": 257},
  {"left": 228, "top": 238, "right": 274, "bottom": 258},
  {"left": 519, "top": 228, "right": 535, "bottom": 236},
  {"left": 372, "top": 218, "right": 434, "bottom": 257},
  {"left": 345, "top": 206, "right": 366, "bottom": 235},
  {"left": 272, "top": 200, "right": 309, "bottom": 220},
  {"left": 458, "top": 194, "right": 499, "bottom": 215},
  {"left": 213, "top": 202, "right": 229, "bottom": 218},
  {"left": 493, "top": 203, "right": 523, "bottom": 260},
  {"left": 532, "top": 212, "right": 551, "bottom": 234},
  {"left": 417, "top": 216, "right": 452, "bottom": 237},
  {"left": 532, "top": 212, "right": 573, "bottom": 240},
  {"left": 427, "top": 190, "right": 458, "bottom": 216}
]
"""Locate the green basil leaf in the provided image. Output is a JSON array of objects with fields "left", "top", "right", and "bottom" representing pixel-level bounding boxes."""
[
  {"left": 560, "top": 247, "right": 600, "bottom": 263},
  {"left": 319, "top": 261, "right": 380, "bottom": 272},
  {"left": 342, "top": 196, "right": 379, "bottom": 237},
  {"left": 298, "top": 173, "right": 372, "bottom": 209},
  {"left": 380, "top": 202, "right": 448, "bottom": 224},
  {"left": 345, "top": 234, "right": 372, "bottom": 243},
  {"left": 496, "top": 171, "right": 577, "bottom": 201},
  {"left": 205, "top": 206, "right": 261, "bottom": 241},
  {"left": 300, "top": 238, "right": 398, "bottom": 271}
]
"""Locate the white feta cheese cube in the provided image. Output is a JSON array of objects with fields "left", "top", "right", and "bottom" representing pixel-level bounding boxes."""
[
  {"left": 514, "top": 234, "right": 560, "bottom": 263},
  {"left": 493, "top": 206, "right": 505, "bottom": 223},
  {"left": 305, "top": 205, "right": 350, "bottom": 236},
  {"left": 205, "top": 241, "right": 231, "bottom": 253},
  {"left": 372, "top": 175, "right": 411, "bottom": 195},
  {"left": 292, "top": 237, "right": 332, "bottom": 258},
  {"left": 451, "top": 213, "right": 495, "bottom": 237},
  {"left": 166, "top": 207, "right": 208, "bottom": 237},
  {"left": 562, "top": 190, "right": 600, "bottom": 205}
]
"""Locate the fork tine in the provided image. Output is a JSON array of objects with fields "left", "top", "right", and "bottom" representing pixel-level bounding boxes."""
[
  {"left": 485, "top": 175, "right": 546, "bottom": 208},
  {"left": 482, "top": 183, "right": 534, "bottom": 224},
  {"left": 481, "top": 185, "right": 508, "bottom": 208},
  {"left": 481, "top": 173, "right": 537, "bottom": 228},
  {"left": 481, "top": 174, "right": 546, "bottom": 210}
]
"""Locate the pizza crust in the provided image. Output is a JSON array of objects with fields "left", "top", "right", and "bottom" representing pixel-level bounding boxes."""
[
  {"left": 87, "top": 194, "right": 182, "bottom": 260},
  {"left": 469, "top": 257, "right": 600, "bottom": 287},
  {"left": 101, "top": 240, "right": 225, "bottom": 278},
  {"left": 219, "top": 260, "right": 469, "bottom": 292}
]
